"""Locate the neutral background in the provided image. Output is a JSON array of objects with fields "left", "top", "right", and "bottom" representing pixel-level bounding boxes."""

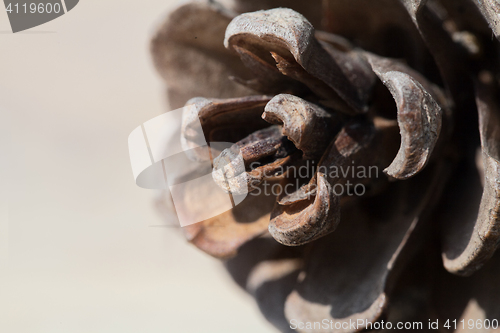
[{"left": 0, "top": 1, "right": 275, "bottom": 332}]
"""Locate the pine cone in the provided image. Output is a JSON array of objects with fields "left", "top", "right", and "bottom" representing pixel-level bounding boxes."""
[{"left": 151, "top": 0, "right": 500, "bottom": 331}]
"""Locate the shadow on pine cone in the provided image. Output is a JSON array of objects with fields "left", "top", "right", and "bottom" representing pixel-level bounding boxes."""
[{"left": 151, "top": 0, "right": 500, "bottom": 332}]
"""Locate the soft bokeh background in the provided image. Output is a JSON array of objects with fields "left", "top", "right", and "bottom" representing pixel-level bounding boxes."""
[{"left": 0, "top": 1, "right": 275, "bottom": 332}]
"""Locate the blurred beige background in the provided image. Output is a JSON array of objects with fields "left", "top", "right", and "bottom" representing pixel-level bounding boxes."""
[{"left": 0, "top": 1, "right": 275, "bottom": 332}]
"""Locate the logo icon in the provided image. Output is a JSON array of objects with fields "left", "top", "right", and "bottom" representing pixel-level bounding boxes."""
[{"left": 128, "top": 105, "right": 248, "bottom": 227}]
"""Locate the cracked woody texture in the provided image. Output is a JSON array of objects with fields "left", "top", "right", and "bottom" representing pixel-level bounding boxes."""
[{"left": 152, "top": 0, "right": 500, "bottom": 332}]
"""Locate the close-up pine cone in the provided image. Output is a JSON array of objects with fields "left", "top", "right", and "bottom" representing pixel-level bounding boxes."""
[{"left": 151, "top": 0, "right": 500, "bottom": 332}]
